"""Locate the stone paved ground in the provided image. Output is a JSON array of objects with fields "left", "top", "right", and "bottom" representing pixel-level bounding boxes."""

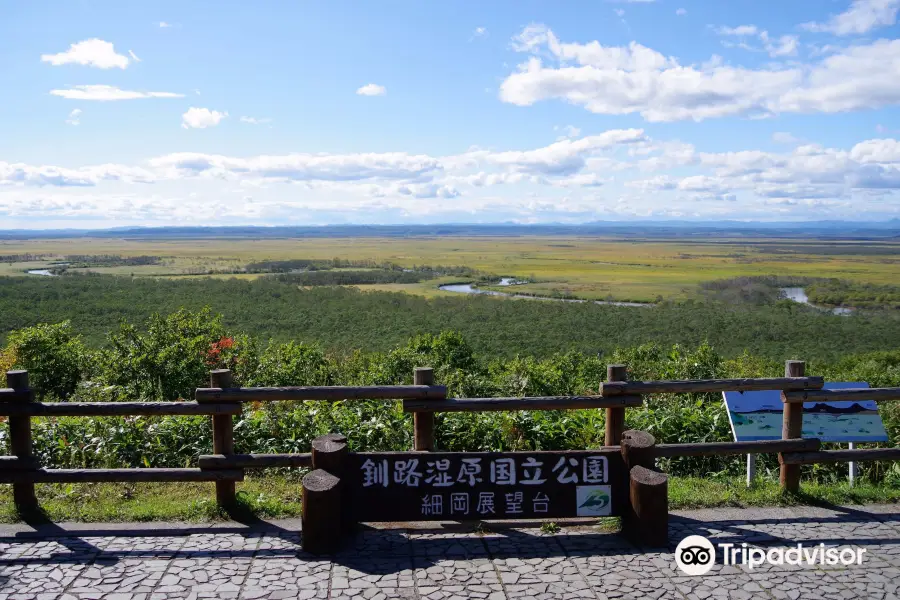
[{"left": 0, "top": 504, "right": 899, "bottom": 599}]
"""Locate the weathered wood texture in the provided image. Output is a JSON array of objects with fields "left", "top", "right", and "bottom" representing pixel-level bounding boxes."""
[
  {"left": 413, "top": 368, "right": 436, "bottom": 451},
  {"left": 6, "top": 370, "right": 36, "bottom": 510},
  {"left": 196, "top": 385, "right": 448, "bottom": 402},
  {"left": 199, "top": 453, "right": 312, "bottom": 469},
  {"left": 0, "top": 402, "right": 241, "bottom": 417},
  {"left": 0, "top": 468, "right": 244, "bottom": 483},
  {"left": 627, "top": 465, "right": 669, "bottom": 547},
  {"left": 605, "top": 365, "right": 629, "bottom": 447},
  {"left": 780, "top": 361, "right": 805, "bottom": 492},
  {"left": 210, "top": 370, "right": 237, "bottom": 508},
  {"left": 782, "top": 388, "right": 900, "bottom": 404},
  {"left": 312, "top": 433, "right": 349, "bottom": 475},
  {"left": 348, "top": 450, "right": 624, "bottom": 522},
  {"left": 656, "top": 438, "right": 821, "bottom": 458},
  {"left": 404, "top": 395, "right": 642, "bottom": 413},
  {"left": 0, "top": 456, "right": 38, "bottom": 470},
  {"left": 0, "top": 389, "right": 33, "bottom": 402},
  {"left": 312, "top": 433, "right": 353, "bottom": 536},
  {"left": 780, "top": 448, "right": 900, "bottom": 465},
  {"left": 302, "top": 469, "right": 343, "bottom": 555},
  {"left": 600, "top": 376, "right": 824, "bottom": 396},
  {"left": 621, "top": 430, "right": 657, "bottom": 470}
]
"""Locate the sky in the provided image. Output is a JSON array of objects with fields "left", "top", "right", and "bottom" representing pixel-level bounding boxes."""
[{"left": 3, "top": 0, "right": 900, "bottom": 228}]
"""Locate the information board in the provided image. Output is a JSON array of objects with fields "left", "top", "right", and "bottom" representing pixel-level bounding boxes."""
[
  {"left": 723, "top": 381, "right": 888, "bottom": 443},
  {"left": 348, "top": 450, "right": 625, "bottom": 521}
]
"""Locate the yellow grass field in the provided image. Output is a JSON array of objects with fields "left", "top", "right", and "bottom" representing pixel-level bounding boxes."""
[{"left": 1, "top": 236, "right": 898, "bottom": 302}]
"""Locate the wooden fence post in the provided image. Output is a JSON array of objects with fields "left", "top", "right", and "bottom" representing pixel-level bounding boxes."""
[
  {"left": 621, "top": 429, "right": 668, "bottom": 547},
  {"left": 605, "top": 365, "right": 628, "bottom": 447},
  {"left": 304, "top": 433, "right": 348, "bottom": 554},
  {"left": 6, "top": 370, "right": 36, "bottom": 512},
  {"left": 210, "top": 369, "right": 237, "bottom": 508},
  {"left": 413, "top": 367, "right": 435, "bottom": 451},
  {"left": 780, "top": 360, "right": 805, "bottom": 493}
]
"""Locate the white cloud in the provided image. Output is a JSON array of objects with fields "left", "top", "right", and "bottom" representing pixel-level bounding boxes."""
[
  {"left": 459, "top": 129, "right": 645, "bottom": 176},
  {"left": 148, "top": 151, "right": 441, "bottom": 183},
  {"left": 50, "top": 85, "right": 184, "bottom": 101},
  {"left": 159, "top": 21, "right": 172, "bottom": 28},
  {"left": 716, "top": 25, "right": 758, "bottom": 36},
  {"left": 614, "top": 9, "right": 626, "bottom": 17},
  {"left": 500, "top": 24, "right": 900, "bottom": 122},
  {"left": 0, "top": 162, "right": 155, "bottom": 187},
  {"left": 181, "top": 107, "right": 228, "bottom": 129},
  {"left": 41, "top": 39, "right": 130, "bottom": 69},
  {"left": 772, "top": 132, "right": 801, "bottom": 145},
  {"left": 356, "top": 83, "right": 387, "bottom": 96},
  {"left": 128, "top": 50, "right": 141, "bottom": 62},
  {"left": 802, "top": 0, "right": 900, "bottom": 36},
  {"left": 240, "top": 116, "right": 273, "bottom": 125},
  {"left": 65, "top": 108, "right": 81, "bottom": 126},
  {"left": 676, "top": 8, "right": 687, "bottom": 16},
  {"left": 7, "top": 130, "right": 900, "bottom": 223},
  {"left": 762, "top": 33, "right": 799, "bottom": 57},
  {"left": 555, "top": 124, "right": 582, "bottom": 139},
  {"left": 473, "top": 27, "right": 488, "bottom": 37}
]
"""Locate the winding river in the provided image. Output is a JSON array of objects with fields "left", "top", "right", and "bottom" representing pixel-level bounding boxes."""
[
  {"left": 438, "top": 279, "right": 653, "bottom": 307},
  {"left": 780, "top": 287, "right": 853, "bottom": 316}
]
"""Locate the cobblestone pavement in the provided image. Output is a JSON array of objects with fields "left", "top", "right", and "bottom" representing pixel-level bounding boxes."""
[{"left": 1, "top": 504, "right": 899, "bottom": 599}]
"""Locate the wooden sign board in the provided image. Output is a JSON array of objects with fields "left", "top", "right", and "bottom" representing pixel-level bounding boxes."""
[{"left": 348, "top": 450, "right": 625, "bottom": 522}]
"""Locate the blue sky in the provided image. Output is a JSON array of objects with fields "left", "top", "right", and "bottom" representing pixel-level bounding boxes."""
[{"left": 3, "top": 0, "right": 900, "bottom": 228}]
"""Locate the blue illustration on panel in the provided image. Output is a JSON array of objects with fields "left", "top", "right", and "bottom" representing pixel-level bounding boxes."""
[{"left": 722, "top": 382, "right": 888, "bottom": 443}]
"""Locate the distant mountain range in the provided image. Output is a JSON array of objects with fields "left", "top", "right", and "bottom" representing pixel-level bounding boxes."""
[
  {"left": 734, "top": 402, "right": 877, "bottom": 415},
  {"left": 2, "top": 220, "right": 899, "bottom": 240}
]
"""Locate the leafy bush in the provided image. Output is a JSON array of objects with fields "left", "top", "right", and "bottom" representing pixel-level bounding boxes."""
[{"left": 5, "top": 321, "right": 86, "bottom": 399}]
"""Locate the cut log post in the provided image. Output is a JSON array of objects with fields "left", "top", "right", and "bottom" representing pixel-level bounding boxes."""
[
  {"left": 6, "top": 370, "right": 37, "bottom": 511},
  {"left": 302, "top": 469, "right": 342, "bottom": 555},
  {"left": 209, "top": 369, "right": 238, "bottom": 508},
  {"left": 604, "top": 365, "right": 628, "bottom": 447},
  {"left": 780, "top": 360, "right": 805, "bottom": 493},
  {"left": 311, "top": 433, "right": 348, "bottom": 474},
  {"left": 621, "top": 429, "right": 667, "bottom": 546},
  {"left": 621, "top": 429, "right": 657, "bottom": 470},
  {"left": 628, "top": 465, "right": 669, "bottom": 548},
  {"left": 413, "top": 368, "right": 435, "bottom": 451},
  {"left": 311, "top": 433, "right": 352, "bottom": 537}
]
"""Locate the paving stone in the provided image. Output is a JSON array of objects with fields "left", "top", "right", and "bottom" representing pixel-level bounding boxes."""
[
  {"left": 413, "top": 557, "right": 500, "bottom": 586},
  {"left": 410, "top": 531, "right": 490, "bottom": 558},
  {"left": 0, "top": 505, "right": 899, "bottom": 598},
  {"left": 331, "top": 555, "right": 415, "bottom": 589}
]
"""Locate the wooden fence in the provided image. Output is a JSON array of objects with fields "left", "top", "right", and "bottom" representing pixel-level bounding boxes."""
[{"left": 1, "top": 360, "right": 899, "bottom": 512}]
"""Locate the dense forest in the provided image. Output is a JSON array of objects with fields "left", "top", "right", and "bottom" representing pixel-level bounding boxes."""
[{"left": 1, "top": 275, "right": 899, "bottom": 362}]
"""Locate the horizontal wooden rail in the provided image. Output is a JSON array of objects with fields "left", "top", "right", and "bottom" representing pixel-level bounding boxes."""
[
  {"left": 0, "top": 402, "right": 241, "bottom": 417},
  {"left": 780, "top": 448, "right": 900, "bottom": 465},
  {"left": 656, "top": 438, "right": 820, "bottom": 458},
  {"left": 782, "top": 388, "right": 900, "bottom": 404},
  {"left": 0, "top": 388, "right": 33, "bottom": 402},
  {"left": 0, "top": 457, "right": 38, "bottom": 470},
  {"left": 403, "top": 395, "right": 643, "bottom": 413},
  {"left": 0, "top": 468, "right": 245, "bottom": 483},
  {"left": 199, "top": 453, "right": 313, "bottom": 469},
  {"left": 600, "top": 376, "right": 824, "bottom": 397},
  {"left": 195, "top": 385, "right": 448, "bottom": 402}
]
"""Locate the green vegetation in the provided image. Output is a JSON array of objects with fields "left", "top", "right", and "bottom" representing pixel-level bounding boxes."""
[
  {"left": 272, "top": 270, "right": 433, "bottom": 285},
  {"left": 807, "top": 280, "right": 900, "bottom": 309},
  {"left": 2, "top": 308, "right": 899, "bottom": 484},
  {"left": 2, "top": 275, "right": 900, "bottom": 362},
  {"left": 2, "top": 235, "right": 897, "bottom": 302}
]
